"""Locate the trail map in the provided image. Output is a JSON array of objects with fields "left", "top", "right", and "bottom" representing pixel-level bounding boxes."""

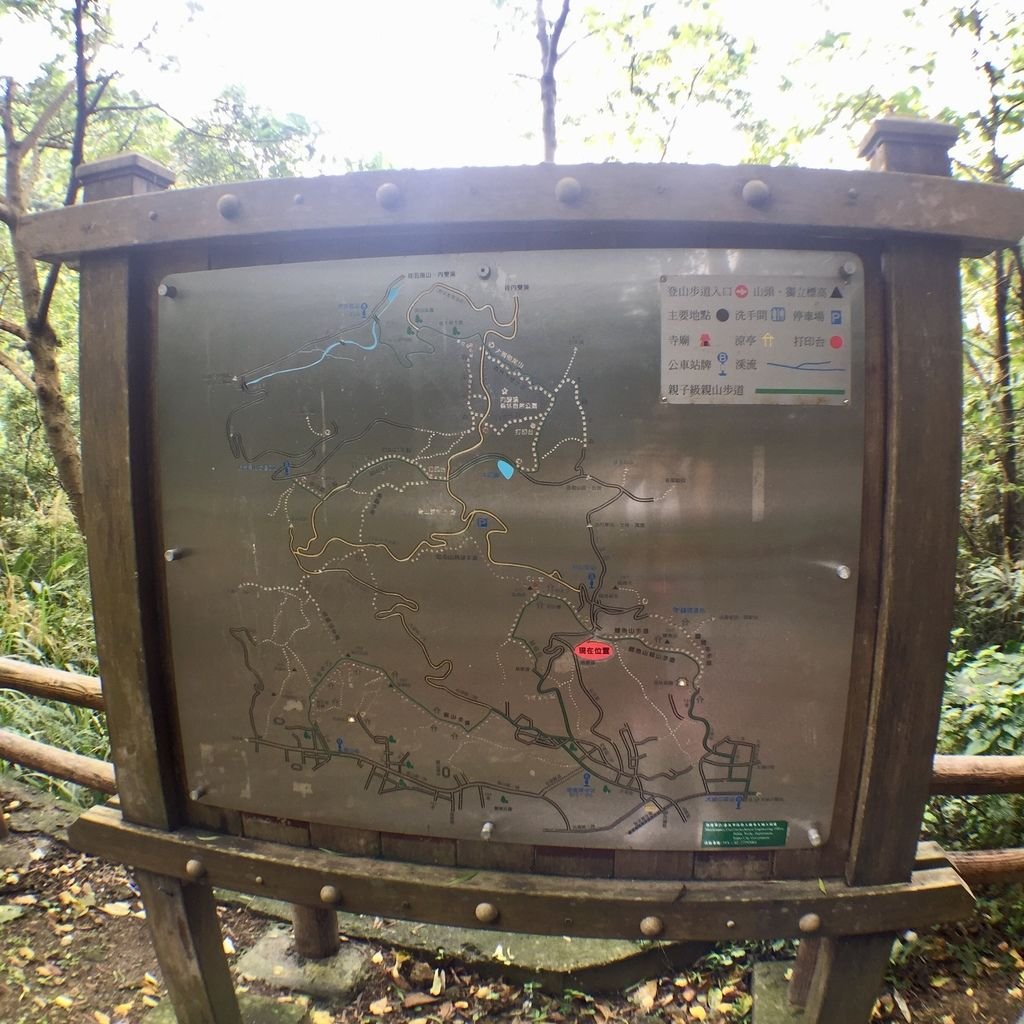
[{"left": 158, "top": 249, "right": 865, "bottom": 850}]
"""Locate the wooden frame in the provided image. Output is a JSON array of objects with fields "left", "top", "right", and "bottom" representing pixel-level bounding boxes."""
[{"left": 22, "top": 117, "right": 1024, "bottom": 1024}]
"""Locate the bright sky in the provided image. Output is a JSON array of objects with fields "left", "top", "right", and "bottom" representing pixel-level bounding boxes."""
[{"left": 0, "top": 0, "right": 1012, "bottom": 174}]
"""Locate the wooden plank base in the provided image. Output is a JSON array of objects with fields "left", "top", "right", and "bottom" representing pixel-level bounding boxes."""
[{"left": 71, "top": 806, "right": 973, "bottom": 942}]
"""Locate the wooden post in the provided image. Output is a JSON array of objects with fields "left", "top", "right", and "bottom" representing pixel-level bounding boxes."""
[
  {"left": 76, "top": 154, "right": 241, "bottom": 1024},
  {"left": 292, "top": 905, "right": 340, "bottom": 959},
  {"left": 792, "top": 116, "right": 964, "bottom": 1024}
]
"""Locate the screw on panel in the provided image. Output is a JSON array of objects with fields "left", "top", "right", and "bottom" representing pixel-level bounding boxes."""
[
  {"left": 185, "top": 858, "right": 206, "bottom": 880},
  {"left": 217, "top": 193, "right": 242, "bottom": 220},
  {"left": 725, "top": 919, "right": 736, "bottom": 929},
  {"left": 639, "top": 915, "right": 664, "bottom": 938},
  {"left": 157, "top": 283, "right": 177, "bottom": 299},
  {"left": 148, "top": 210, "right": 159, "bottom": 221},
  {"left": 741, "top": 179, "right": 772, "bottom": 209},
  {"left": 799, "top": 912, "right": 822, "bottom": 934},
  {"left": 164, "top": 547, "right": 185, "bottom": 562},
  {"left": 319, "top": 885, "right": 340, "bottom": 905},
  {"left": 480, "top": 820, "right": 495, "bottom": 841},
  {"left": 477, "top": 265, "right": 491, "bottom": 280},
  {"left": 835, "top": 565, "right": 851, "bottom": 581},
  {"left": 555, "top": 176, "right": 583, "bottom": 205},
  {"left": 807, "top": 826, "right": 824, "bottom": 847},
  {"left": 842, "top": 260, "right": 858, "bottom": 276},
  {"left": 188, "top": 785, "right": 207, "bottom": 801},
  {"left": 376, "top": 182, "right": 402, "bottom": 210}
]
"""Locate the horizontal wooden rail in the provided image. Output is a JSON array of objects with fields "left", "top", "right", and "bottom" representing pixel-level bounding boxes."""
[
  {"left": 931, "top": 754, "right": 1024, "bottom": 796},
  {"left": 0, "top": 727, "right": 116, "bottom": 795},
  {"left": 947, "top": 848, "right": 1024, "bottom": 886},
  {"left": 0, "top": 657, "right": 104, "bottom": 711}
]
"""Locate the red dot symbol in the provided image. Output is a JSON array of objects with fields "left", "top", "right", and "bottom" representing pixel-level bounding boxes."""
[
  {"left": 735, "top": 284, "right": 749, "bottom": 298},
  {"left": 830, "top": 335, "right": 844, "bottom": 349}
]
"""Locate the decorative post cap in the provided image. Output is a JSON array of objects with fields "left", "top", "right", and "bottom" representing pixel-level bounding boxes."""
[
  {"left": 76, "top": 153, "right": 175, "bottom": 201},
  {"left": 858, "top": 117, "right": 960, "bottom": 176}
]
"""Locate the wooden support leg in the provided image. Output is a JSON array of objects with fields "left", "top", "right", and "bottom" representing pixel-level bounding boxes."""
[
  {"left": 292, "top": 904, "right": 340, "bottom": 959},
  {"left": 135, "top": 870, "right": 242, "bottom": 1024},
  {"left": 802, "top": 933, "right": 894, "bottom": 1024},
  {"left": 787, "top": 936, "right": 819, "bottom": 1008}
]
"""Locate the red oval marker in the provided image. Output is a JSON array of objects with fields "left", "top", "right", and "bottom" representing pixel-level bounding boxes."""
[
  {"left": 830, "top": 335, "right": 844, "bottom": 349},
  {"left": 574, "top": 640, "right": 615, "bottom": 662}
]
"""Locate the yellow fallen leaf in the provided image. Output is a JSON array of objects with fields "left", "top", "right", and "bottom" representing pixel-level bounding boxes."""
[
  {"left": 142, "top": 995, "right": 160, "bottom": 1008},
  {"left": 18, "top": 946, "right": 35, "bottom": 960},
  {"left": 93, "top": 1012, "right": 111, "bottom": 1024},
  {"left": 368, "top": 996, "right": 392, "bottom": 1015},
  {"left": 634, "top": 979, "right": 658, "bottom": 1012},
  {"left": 371, "top": 951, "right": 384, "bottom": 965},
  {"left": 430, "top": 968, "right": 446, "bottom": 996},
  {"left": 691, "top": 1007, "right": 707, "bottom": 1021},
  {"left": 101, "top": 902, "right": 132, "bottom": 917},
  {"left": 113, "top": 1003, "right": 133, "bottom": 1015},
  {"left": 222, "top": 937, "right": 236, "bottom": 955},
  {"left": 53, "top": 995, "right": 74, "bottom": 1009},
  {"left": 12, "top": 894, "right": 38, "bottom": 905},
  {"left": 309, "top": 1011, "right": 333, "bottom": 1024},
  {"left": 144, "top": 972, "right": 160, "bottom": 988}
]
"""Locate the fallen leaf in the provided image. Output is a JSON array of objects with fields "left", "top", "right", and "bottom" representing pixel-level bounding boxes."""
[
  {"left": 893, "top": 989, "right": 912, "bottom": 1022},
  {"left": 371, "top": 951, "right": 385, "bottom": 965},
  {"left": 113, "top": 1003, "right": 133, "bottom": 1015},
  {"left": 403, "top": 992, "right": 437, "bottom": 1009},
  {"left": 93, "top": 1013, "right": 111, "bottom": 1024},
  {"left": 101, "top": 902, "right": 132, "bottom": 917},
  {"left": 143, "top": 972, "right": 160, "bottom": 989},
  {"left": 691, "top": 1007, "right": 707, "bottom": 1021},
  {"left": 12, "top": 894, "right": 38, "bottom": 905},
  {"left": 634, "top": 979, "right": 658, "bottom": 1012},
  {"left": 309, "top": 1013, "right": 333, "bottom": 1024},
  {"left": 222, "top": 937, "right": 236, "bottom": 955},
  {"left": 53, "top": 995, "right": 74, "bottom": 1009},
  {"left": 142, "top": 995, "right": 159, "bottom": 1008},
  {"left": 817, "top": 878, "right": 828, "bottom": 895},
  {"left": 430, "top": 967, "right": 446, "bottom": 996},
  {"left": 368, "top": 996, "right": 392, "bottom": 1015}
]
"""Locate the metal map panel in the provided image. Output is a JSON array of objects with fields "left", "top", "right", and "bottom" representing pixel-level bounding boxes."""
[{"left": 157, "top": 248, "right": 865, "bottom": 851}]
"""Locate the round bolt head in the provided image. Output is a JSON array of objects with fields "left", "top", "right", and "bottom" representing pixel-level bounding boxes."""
[
  {"left": 835, "top": 565, "right": 851, "bottom": 581},
  {"left": 842, "top": 260, "right": 858, "bottom": 276},
  {"left": 725, "top": 919, "right": 736, "bottom": 929},
  {"left": 376, "top": 182, "right": 402, "bottom": 210},
  {"left": 254, "top": 875, "right": 264, "bottom": 885},
  {"left": 799, "top": 912, "right": 822, "bottom": 934},
  {"left": 185, "top": 858, "right": 205, "bottom": 880},
  {"left": 741, "top": 179, "right": 772, "bottom": 209},
  {"left": 639, "top": 915, "right": 664, "bottom": 938},
  {"left": 555, "top": 176, "right": 583, "bottom": 205},
  {"left": 807, "top": 825, "right": 824, "bottom": 846},
  {"left": 477, "top": 264, "right": 491, "bottom": 280},
  {"left": 319, "top": 884, "right": 340, "bottom": 905},
  {"left": 157, "top": 283, "right": 177, "bottom": 299},
  {"left": 148, "top": 210, "right": 159, "bottom": 221},
  {"left": 217, "top": 193, "right": 242, "bottom": 220},
  {"left": 164, "top": 547, "right": 183, "bottom": 563},
  {"left": 475, "top": 901, "right": 499, "bottom": 924}
]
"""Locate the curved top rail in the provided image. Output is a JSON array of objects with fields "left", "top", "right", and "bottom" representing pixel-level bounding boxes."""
[{"left": 19, "top": 160, "right": 1024, "bottom": 262}]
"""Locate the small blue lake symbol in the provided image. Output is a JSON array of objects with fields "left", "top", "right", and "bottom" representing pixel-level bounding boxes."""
[{"left": 497, "top": 459, "right": 515, "bottom": 480}]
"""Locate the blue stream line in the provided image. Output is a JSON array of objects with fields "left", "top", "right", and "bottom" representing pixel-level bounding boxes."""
[{"left": 246, "top": 280, "right": 403, "bottom": 386}]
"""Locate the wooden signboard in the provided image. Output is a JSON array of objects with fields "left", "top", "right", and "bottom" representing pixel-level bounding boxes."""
[{"left": 19, "top": 117, "right": 1024, "bottom": 1024}]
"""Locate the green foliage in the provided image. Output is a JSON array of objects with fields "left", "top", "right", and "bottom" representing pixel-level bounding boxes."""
[{"left": 924, "top": 645, "right": 1024, "bottom": 850}]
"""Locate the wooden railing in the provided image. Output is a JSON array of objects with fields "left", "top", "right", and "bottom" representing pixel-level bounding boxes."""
[{"left": 2, "top": 656, "right": 1023, "bottom": 885}]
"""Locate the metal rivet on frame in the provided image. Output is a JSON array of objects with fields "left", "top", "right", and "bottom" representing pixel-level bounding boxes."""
[
  {"left": 474, "top": 902, "right": 499, "bottom": 924},
  {"left": 639, "top": 915, "right": 664, "bottom": 938},
  {"left": 319, "top": 885, "right": 340, "bottom": 905},
  {"left": 217, "top": 193, "right": 242, "bottom": 220},
  {"left": 185, "top": 858, "right": 206, "bottom": 880},
  {"left": 375, "top": 182, "right": 402, "bottom": 210},
  {"left": 555, "top": 176, "right": 582, "bottom": 205},
  {"left": 741, "top": 179, "right": 771, "bottom": 209}
]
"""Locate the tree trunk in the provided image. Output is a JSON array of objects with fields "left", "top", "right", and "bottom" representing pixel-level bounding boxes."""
[{"left": 992, "top": 248, "right": 1022, "bottom": 560}]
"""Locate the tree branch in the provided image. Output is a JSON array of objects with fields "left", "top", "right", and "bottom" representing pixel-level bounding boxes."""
[
  {"left": 19, "top": 80, "right": 75, "bottom": 156},
  {"left": 0, "top": 343, "right": 34, "bottom": 392}
]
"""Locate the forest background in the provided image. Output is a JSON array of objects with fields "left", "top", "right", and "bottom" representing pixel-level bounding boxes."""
[{"left": 0, "top": 0, "right": 1022, "bottom": 915}]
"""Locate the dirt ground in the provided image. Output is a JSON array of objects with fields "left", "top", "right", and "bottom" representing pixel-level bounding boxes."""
[{"left": 1, "top": 785, "right": 1022, "bottom": 1024}]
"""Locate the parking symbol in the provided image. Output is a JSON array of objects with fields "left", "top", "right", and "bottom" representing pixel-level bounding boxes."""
[{"left": 831, "top": 310, "right": 843, "bottom": 325}]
